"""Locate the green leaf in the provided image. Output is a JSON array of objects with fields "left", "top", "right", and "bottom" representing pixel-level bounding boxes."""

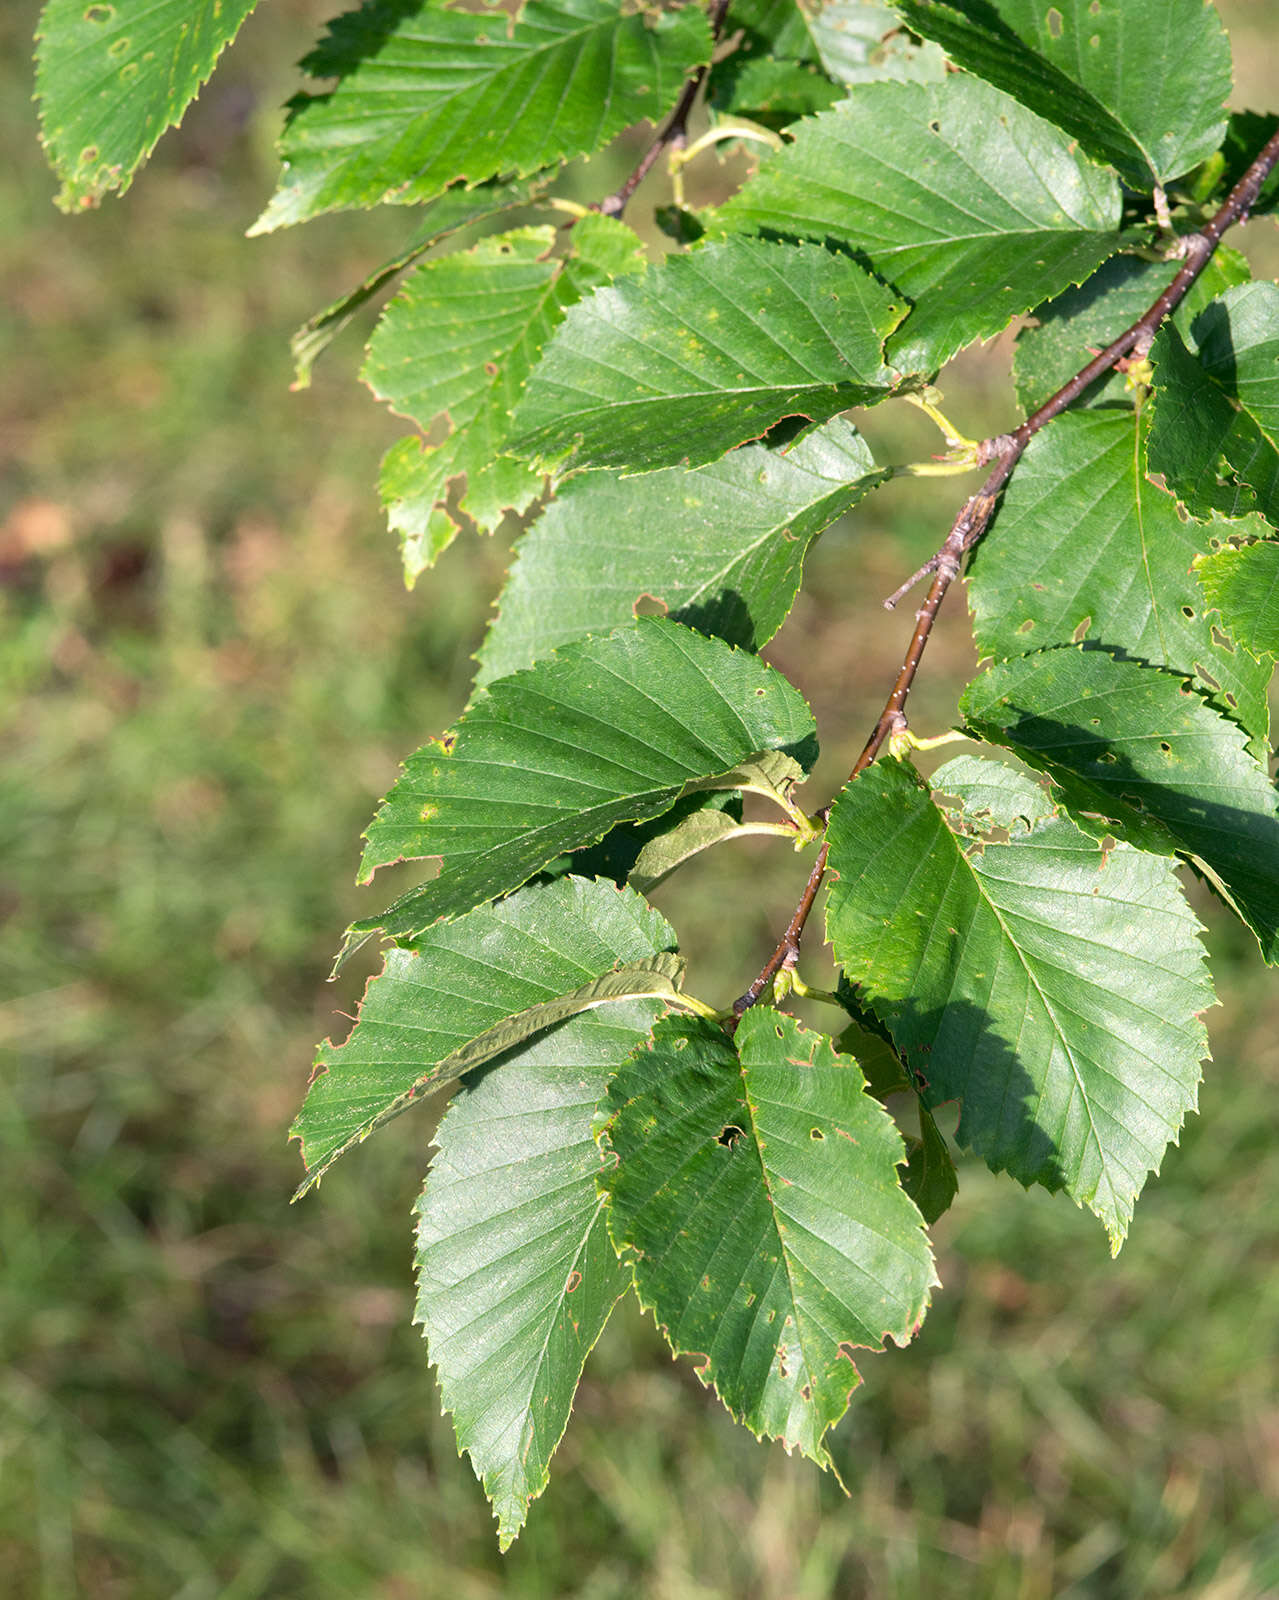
[
  {"left": 294, "top": 876, "right": 678, "bottom": 1190},
  {"left": 929, "top": 753, "right": 1057, "bottom": 832},
  {"left": 363, "top": 217, "right": 644, "bottom": 579},
  {"left": 1195, "top": 539, "right": 1279, "bottom": 660},
  {"left": 713, "top": 74, "right": 1122, "bottom": 372},
  {"left": 1215, "top": 110, "right": 1279, "bottom": 219},
  {"left": 477, "top": 417, "right": 886, "bottom": 685},
  {"left": 290, "top": 173, "right": 554, "bottom": 390},
  {"left": 601, "top": 1009, "right": 936, "bottom": 1462},
  {"left": 36, "top": 0, "right": 259, "bottom": 211},
  {"left": 414, "top": 1002, "right": 657, "bottom": 1550},
  {"left": 903, "top": 1103, "right": 958, "bottom": 1227},
  {"left": 508, "top": 237, "right": 908, "bottom": 475},
  {"left": 709, "top": 0, "right": 944, "bottom": 127},
  {"left": 354, "top": 617, "right": 818, "bottom": 941},
  {"left": 961, "top": 648, "right": 1279, "bottom": 964},
  {"left": 1013, "top": 247, "right": 1252, "bottom": 415},
  {"left": 825, "top": 755, "right": 1213, "bottom": 1248},
  {"left": 890, "top": 0, "right": 1232, "bottom": 188},
  {"left": 537, "top": 791, "right": 743, "bottom": 891},
  {"left": 250, "top": 0, "right": 712, "bottom": 233},
  {"left": 1147, "top": 284, "right": 1279, "bottom": 528},
  {"left": 965, "top": 408, "right": 1272, "bottom": 752}
]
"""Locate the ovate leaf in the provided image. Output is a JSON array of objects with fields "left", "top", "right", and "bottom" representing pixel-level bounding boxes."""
[
  {"left": 1013, "top": 247, "right": 1252, "bottom": 415},
  {"left": 363, "top": 218, "right": 644, "bottom": 579},
  {"left": 290, "top": 173, "right": 554, "bottom": 389},
  {"left": 1195, "top": 539, "right": 1279, "bottom": 659},
  {"left": 477, "top": 417, "right": 886, "bottom": 684},
  {"left": 714, "top": 74, "right": 1122, "bottom": 372},
  {"left": 891, "top": 0, "right": 1232, "bottom": 188},
  {"left": 825, "top": 756, "right": 1213, "bottom": 1248},
  {"left": 251, "top": 0, "right": 712, "bottom": 233},
  {"left": 509, "top": 237, "right": 907, "bottom": 474},
  {"left": 36, "top": 0, "right": 259, "bottom": 211},
  {"left": 965, "top": 408, "right": 1272, "bottom": 751},
  {"left": 294, "top": 876, "right": 678, "bottom": 1190},
  {"left": 1148, "top": 285, "right": 1279, "bottom": 526},
  {"left": 414, "top": 1002, "right": 659, "bottom": 1550},
  {"left": 355, "top": 617, "right": 818, "bottom": 941},
  {"left": 602, "top": 1009, "right": 936, "bottom": 1462},
  {"left": 961, "top": 648, "right": 1279, "bottom": 964}
]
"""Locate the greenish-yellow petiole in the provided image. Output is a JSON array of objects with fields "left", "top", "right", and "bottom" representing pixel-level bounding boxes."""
[
  {"left": 669, "top": 122, "right": 784, "bottom": 207},
  {"left": 896, "top": 388, "right": 983, "bottom": 475},
  {"left": 772, "top": 967, "right": 845, "bottom": 1010},
  {"left": 887, "top": 726, "right": 970, "bottom": 760}
]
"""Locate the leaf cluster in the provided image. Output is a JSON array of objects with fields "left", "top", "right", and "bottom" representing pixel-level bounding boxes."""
[{"left": 35, "top": 0, "right": 1279, "bottom": 1549}]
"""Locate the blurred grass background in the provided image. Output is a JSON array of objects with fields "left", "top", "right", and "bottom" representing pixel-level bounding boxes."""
[{"left": 3, "top": 2, "right": 1279, "bottom": 1595}]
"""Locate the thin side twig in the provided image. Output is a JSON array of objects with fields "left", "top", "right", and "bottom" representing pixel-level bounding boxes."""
[
  {"left": 595, "top": 0, "right": 733, "bottom": 219},
  {"left": 730, "top": 122, "right": 1279, "bottom": 1026}
]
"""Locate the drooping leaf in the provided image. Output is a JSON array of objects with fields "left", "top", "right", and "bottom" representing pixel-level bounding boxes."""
[
  {"left": 709, "top": 0, "right": 944, "bottom": 127},
  {"left": 825, "top": 755, "right": 1213, "bottom": 1248},
  {"left": 508, "top": 237, "right": 908, "bottom": 475},
  {"left": 250, "top": 0, "right": 712, "bottom": 233},
  {"left": 902, "top": 1103, "right": 958, "bottom": 1226},
  {"left": 890, "top": 0, "right": 1232, "bottom": 188},
  {"left": 713, "top": 74, "right": 1122, "bottom": 372},
  {"left": 1195, "top": 539, "right": 1279, "bottom": 659},
  {"left": 537, "top": 791, "right": 743, "bottom": 890},
  {"left": 1013, "top": 247, "right": 1252, "bottom": 416},
  {"left": 35, "top": 0, "right": 259, "bottom": 211},
  {"left": 290, "top": 173, "right": 554, "bottom": 389},
  {"left": 601, "top": 1008, "right": 935, "bottom": 1461},
  {"left": 294, "top": 876, "right": 679, "bottom": 1190},
  {"left": 414, "top": 1001, "right": 659, "bottom": 1550},
  {"left": 353, "top": 617, "right": 818, "bottom": 942},
  {"left": 477, "top": 417, "right": 886, "bottom": 684},
  {"left": 363, "top": 217, "right": 644, "bottom": 578},
  {"left": 961, "top": 648, "right": 1279, "bottom": 964},
  {"left": 965, "top": 408, "right": 1272, "bottom": 751},
  {"left": 1147, "top": 285, "right": 1279, "bottom": 527}
]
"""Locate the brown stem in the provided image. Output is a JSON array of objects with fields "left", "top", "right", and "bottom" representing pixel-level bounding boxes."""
[
  {"left": 595, "top": 1, "right": 733, "bottom": 219},
  {"left": 730, "top": 122, "right": 1279, "bottom": 1027}
]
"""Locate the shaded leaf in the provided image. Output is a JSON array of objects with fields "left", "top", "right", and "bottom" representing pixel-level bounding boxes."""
[
  {"left": 294, "top": 877, "right": 678, "bottom": 1190},
  {"left": 602, "top": 1009, "right": 935, "bottom": 1461},
  {"left": 825, "top": 755, "right": 1212, "bottom": 1247},
  {"left": 509, "top": 237, "right": 907, "bottom": 474},
  {"left": 251, "top": 0, "right": 712, "bottom": 233},
  {"left": 363, "top": 218, "right": 644, "bottom": 579},
  {"left": 891, "top": 0, "right": 1232, "bottom": 187},
  {"left": 1013, "top": 247, "right": 1251, "bottom": 416},
  {"left": 36, "top": 0, "right": 258, "bottom": 211},
  {"left": 710, "top": 0, "right": 944, "bottom": 127},
  {"left": 965, "top": 408, "right": 1272, "bottom": 751},
  {"left": 1147, "top": 284, "right": 1279, "bottom": 527},
  {"left": 903, "top": 1103, "right": 958, "bottom": 1226},
  {"left": 714, "top": 74, "right": 1122, "bottom": 372},
  {"left": 477, "top": 417, "right": 885, "bottom": 684},
  {"left": 414, "top": 1001, "right": 660, "bottom": 1550},
  {"left": 1195, "top": 539, "right": 1279, "bottom": 659},
  {"left": 1214, "top": 110, "right": 1279, "bottom": 218},
  {"left": 538, "top": 791, "right": 743, "bottom": 891},
  {"left": 354, "top": 617, "right": 818, "bottom": 941},
  {"left": 290, "top": 173, "right": 554, "bottom": 389},
  {"left": 961, "top": 648, "right": 1279, "bottom": 964},
  {"left": 1148, "top": 325, "right": 1276, "bottom": 525}
]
